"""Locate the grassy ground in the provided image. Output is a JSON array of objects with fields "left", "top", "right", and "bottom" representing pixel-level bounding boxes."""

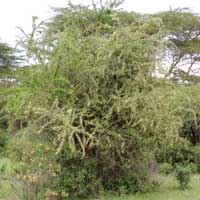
[
  {"left": 0, "top": 158, "right": 23, "bottom": 200},
  {"left": 0, "top": 173, "right": 200, "bottom": 199},
  {"left": 0, "top": 175, "right": 22, "bottom": 200},
  {"left": 99, "top": 175, "right": 200, "bottom": 200}
]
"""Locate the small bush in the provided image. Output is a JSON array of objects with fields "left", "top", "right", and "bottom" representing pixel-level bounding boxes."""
[
  {"left": 156, "top": 138, "right": 194, "bottom": 166},
  {"left": 159, "top": 163, "right": 173, "bottom": 175},
  {"left": 193, "top": 145, "right": 200, "bottom": 173},
  {"left": 0, "top": 129, "right": 8, "bottom": 153},
  {"left": 57, "top": 159, "right": 102, "bottom": 199},
  {"left": 188, "top": 162, "right": 197, "bottom": 174},
  {"left": 180, "top": 114, "right": 200, "bottom": 145},
  {"left": 104, "top": 174, "right": 146, "bottom": 194},
  {"left": 103, "top": 167, "right": 159, "bottom": 195},
  {"left": 0, "top": 158, "right": 14, "bottom": 174},
  {"left": 175, "top": 164, "right": 191, "bottom": 190}
]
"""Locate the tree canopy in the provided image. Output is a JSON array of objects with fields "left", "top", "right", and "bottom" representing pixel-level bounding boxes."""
[{"left": 156, "top": 9, "right": 200, "bottom": 81}]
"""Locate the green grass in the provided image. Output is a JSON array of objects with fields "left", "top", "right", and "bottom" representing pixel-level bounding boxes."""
[
  {"left": 0, "top": 174, "right": 22, "bottom": 199},
  {"left": 98, "top": 175, "right": 200, "bottom": 200},
  {"left": 0, "top": 158, "right": 23, "bottom": 200},
  {"left": 0, "top": 173, "right": 200, "bottom": 200}
]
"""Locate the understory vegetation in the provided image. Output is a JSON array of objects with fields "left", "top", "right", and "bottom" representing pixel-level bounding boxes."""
[{"left": 1, "top": 0, "right": 200, "bottom": 199}]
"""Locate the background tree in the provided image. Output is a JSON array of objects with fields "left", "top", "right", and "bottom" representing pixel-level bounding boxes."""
[
  {"left": 156, "top": 9, "right": 200, "bottom": 82},
  {"left": 0, "top": 41, "right": 19, "bottom": 69}
]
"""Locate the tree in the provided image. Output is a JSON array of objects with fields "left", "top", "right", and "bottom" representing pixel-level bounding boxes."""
[
  {"left": 2, "top": 1, "right": 185, "bottom": 198},
  {"left": 156, "top": 9, "right": 200, "bottom": 81},
  {"left": 0, "top": 41, "right": 19, "bottom": 69},
  {"left": 3, "top": 1, "right": 200, "bottom": 199}
]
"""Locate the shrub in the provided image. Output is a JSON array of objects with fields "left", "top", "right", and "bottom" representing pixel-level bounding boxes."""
[
  {"left": 193, "top": 145, "right": 200, "bottom": 173},
  {"left": 175, "top": 164, "right": 191, "bottom": 190},
  {"left": 159, "top": 163, "right": 173, "bottom": 175},
  {"left": 0, "top": 101, "right": 8, "bottom": 129},
  {"left": 57, "top": 159, "right": 102, "bottom": 199},
  {"left": 0, "top": 129, "right": 8, "bottom": 153},
  {"left": 188, "top": 162, "right": 197, "bottom": 174},
  {"left": 0, "top": 1, "right": 189, "bottom": 199},
  {"left": 156, "top": 138, "right": 194, "bottom": 166},
  {"left": 180, "top": 108, "right": 200, "bottom": 145},
  {"left": 0, "top": 158, "right": 13, "bottom": 174},
  {"left": 103, "top": 172, "right": 144, "bottom": 194},
  {"left": 103, "top": 172, "right": 159, "bottom": 195}
]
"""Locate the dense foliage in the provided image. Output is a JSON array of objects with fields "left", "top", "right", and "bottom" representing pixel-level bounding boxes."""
[{"left": 1, "top": 0, "right": 200, "bottom": 199}]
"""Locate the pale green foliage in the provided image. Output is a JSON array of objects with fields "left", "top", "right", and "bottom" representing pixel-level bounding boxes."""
[
  {"left": 5, "top": 12, "right": 180, "bottom": 160},
  {"left": 2, "top": 1, "right": 200, "bottom": 199}
]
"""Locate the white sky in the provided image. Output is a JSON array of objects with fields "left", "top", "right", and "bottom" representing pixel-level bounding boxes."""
[{"left": 0, "top": 0, "right": 200, "bottom": 46}]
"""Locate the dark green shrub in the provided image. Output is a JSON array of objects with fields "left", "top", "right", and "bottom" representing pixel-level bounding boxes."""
[
  {"left": 159, "top": 163, "right": 173, "bottom": 175},
  {"left": 0, "top": 100, "right": 8, "bottom": 129},
  {"left": 57, "top": 159, "right": 102, "bottom": 199},
  {"left": 104, "top": 174, "right": 145, "bottom": 194},
  {"left": 180, "top": 113, "right": 200, "bottom": 145},
  {"left": 0, "top": 129, "right": 8, "bottom": 153},
  {"left": 193, "top": 145, "right": 200, "bottom": 173},
  {"left": 156, "top": 138, "right": 194, "bottom": 166},
  {"left": 175, "top": 164, "right": 191, "bottom": 190},
  {"left": 103, "top": 172, "right": 158, "bottom": 195}
]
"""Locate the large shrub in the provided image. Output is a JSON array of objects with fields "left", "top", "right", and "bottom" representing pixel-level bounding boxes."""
[{"left": 0, "top": 1, "right": 189, "bottom": 199}]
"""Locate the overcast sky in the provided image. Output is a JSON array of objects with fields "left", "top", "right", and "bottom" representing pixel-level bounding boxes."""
[{"left": 0, "top": 0, "right": 200, "bottom": 46}]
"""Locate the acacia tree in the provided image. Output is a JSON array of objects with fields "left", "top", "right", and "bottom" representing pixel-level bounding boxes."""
[
  {"left": 156, "top": 9, "right": 200, "bottom": 82},
  {"left": 155, "top": 10, "right": 200, "bottom": 147}
]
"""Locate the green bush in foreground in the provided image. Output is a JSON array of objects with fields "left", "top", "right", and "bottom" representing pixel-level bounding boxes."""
[
  {"left": 57, "top": 159, "right": 102, "bottom": 199},
  {"left": 175, "top": 164, "right": 191, "bottom": 190}
]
